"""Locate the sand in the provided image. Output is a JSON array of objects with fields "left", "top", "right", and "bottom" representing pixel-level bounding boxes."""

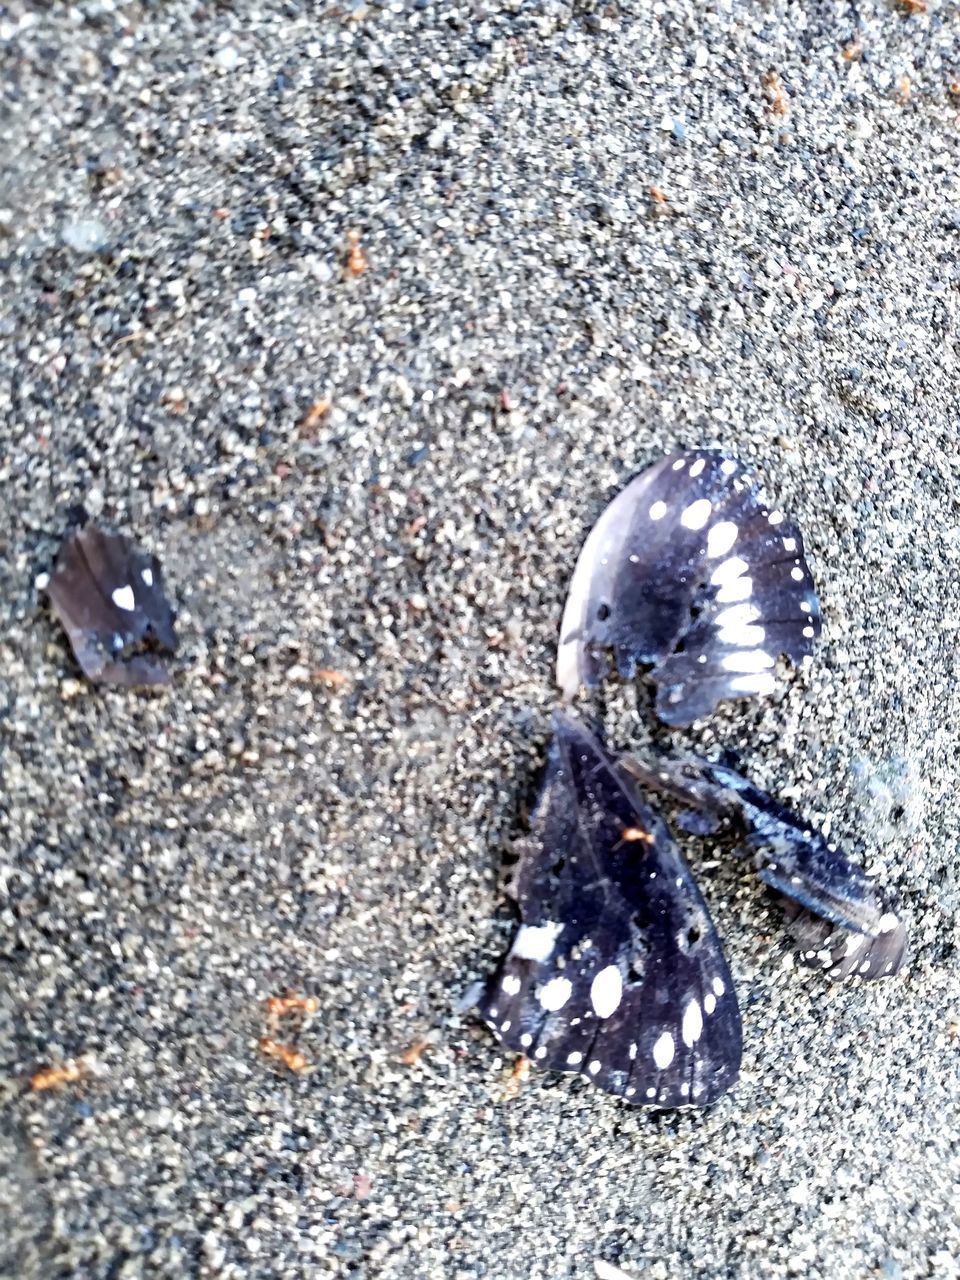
[{"left": 2, "top": 1, "right": 959, "bottom": 1276}]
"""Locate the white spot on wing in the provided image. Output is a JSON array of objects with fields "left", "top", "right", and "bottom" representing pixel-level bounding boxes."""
[
  {"left": 705, "top": 521, "right": 738, "bottom": 558},
  {"left": 714, "top": 602, "right": 761, "bottom": 629},
  {"left": 111, "top": 585, "right": 136, "bottom": 611},
  {"left": 878, "top": 912, "right": 899, "bottom": 934},
  {"left": 680, "top": 498, "right": 712, "bottom": 531},
  {"left": 520, "top": 1033, "right": 532, "bottom": 1047},
  {"left": 689, "top": 458, "right": 706, "bottom": 478},
  {"left": 768, "top": 510, "right": 784, "bottom": 525},
  {"left": 589, "top": 965, "right": 623, "bottom": 1019},
  {"left": 712, "top": 977, "right": 725, "bottom": 997},
  {"left": 538, "top": 976, "right": 573, "bottom": 1012},
  {"left": 649, "top": 500, "right": 667, "bottom": 521},
  {"left": 681, "top": 998, "right": 703, "bottom": 1047},
  {"left": 717, "top": 622, "right": 766, "bottom": 647},
  {"left": 721, "top": 649, "right": 774, "bottom": 673},
  {"left": 141, "top": 567, "right": 154, "bottom": 587},
  {"left": 672, "top": 458, "right": 686, "bottom": 471},
  {"left": 567, "top": 1050, "right": 583, "bottom": 1065},
  {"left": 790, "top": 566, "right": 805, "bottom": 582},
  {"left": 720, "top": 581, "right": 760, "bottom": 617},
  {"left": 501, "top": 974, "right": 522, "bottom": 995},
  {"left": 703, "top": 992, "right": 716, "bottom": 1015},
  {"left": 652, "top": 1031, "right": 675, "bottom": 1070},
  {"left": 710, "top": 556, "right": 749, "bottom": 588},
  {"left": 512, "top": 921, "right": 563, "bottom": 962},
  {"left": 728, "top": 672, "right": 778, "bottom": 695},
  {"left": 588, "top": 1060, "right": 601, "bottom": 1076}
]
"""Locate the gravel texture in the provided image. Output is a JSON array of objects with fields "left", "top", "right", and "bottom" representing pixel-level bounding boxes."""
[{"left": 2, "top": 2, "right": 960, "bottom": 1277}]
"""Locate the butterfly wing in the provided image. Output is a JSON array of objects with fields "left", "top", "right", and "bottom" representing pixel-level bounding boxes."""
[
  {"left": 779, "top": 903, "right": 906, "bottom": 980},
  {"left": 477, "top": 713, "right": 741, "bottom": 1108},
  {"left": 622, "top": 755, "right": 907, "bottom": 980},
  {"left": 556, "top": 450, "right": 820, "bottom": 725},
  {"left": 48, "top": 525, "right": 178, "bottom": 686}
]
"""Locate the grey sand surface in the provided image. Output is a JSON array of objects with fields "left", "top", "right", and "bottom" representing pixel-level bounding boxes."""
[{"left": 2, "top": 2, "right": 960, "bottom": 1277}]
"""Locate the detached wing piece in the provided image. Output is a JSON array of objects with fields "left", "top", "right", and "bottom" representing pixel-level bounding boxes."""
[
  {"left": 47, "top": 524, "right": 178, "bottom": 686},
  {"left": 556, "top": 449, "right": 821, "bottom": 726},
  {"left": 621, "top": 755, "right": 907, "bottom": 980},
  {"left": 477, "top": 712, "right": 741, "bottom": 1108}
]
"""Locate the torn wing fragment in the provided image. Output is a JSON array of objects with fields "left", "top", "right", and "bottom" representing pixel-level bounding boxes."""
[
  {"left": 47, "top": 524, "right": 178, "bottom": 686},
  {"left": 476, "top": 712, "right": 741, "bottom": 1108},
  {"left": 556, "top": 449, "right": 821, "bottom": 726},
  {"left": 621, "top": 755, "right": 907, "bottom": 980}
]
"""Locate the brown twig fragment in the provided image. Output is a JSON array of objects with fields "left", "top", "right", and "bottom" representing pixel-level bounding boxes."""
[
  {"left": 266, "top": 994, "right": 319, "bottom": 1020},
  {"left": 345, "top": 228, "right": 367, "bottom": 276},
  {"left": 762, "top": 70, "right": 790, "bottom": 116},
  {"left": 259, "top": 1037, "right": 310, "bottom": 1073},
  {"left": 313, "top": 668, "right": 349, "bottom": 689},
  {"left": 398, "top": 1037, "right": 432, "bottom": 1066},
  {"left": 499, "top": 1054, "right": 531, "bottom": 1101},
  {"left": 30, "top": 1062, "right": 84, "bottom": 1092},
  {"left": 300, "top": 398, "right": 332, "bottom": 433}
]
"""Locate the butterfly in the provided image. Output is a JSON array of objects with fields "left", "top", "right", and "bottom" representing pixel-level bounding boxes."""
[
  {"left": 476, "top": 712, "right": 742, "bottom": 1108},
  {"left": 620, "top": 754, "right": 907, "bottom": 980},
  {"left": 556, "top": 449, "right": 821, "bottom": 725},
  {"left": 47, "top": 524, "right": 178, "bottom": 686}
]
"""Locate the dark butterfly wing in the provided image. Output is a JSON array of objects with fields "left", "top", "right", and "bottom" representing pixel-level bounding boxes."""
[
  {"left": 47, "top": 525, "right": 178, "bottom": 686},
  {"left": 556, "top": 449, "right": 821, "bottom": 726},
  {"left": 780, "top": 903, "right": 905, "bottom": 981},
  {"left": 621, "top": 755, "right": 907, "bottom": 980},
  {"left": 477, "top": 712, "right": 741, "bottom": 1108}
]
